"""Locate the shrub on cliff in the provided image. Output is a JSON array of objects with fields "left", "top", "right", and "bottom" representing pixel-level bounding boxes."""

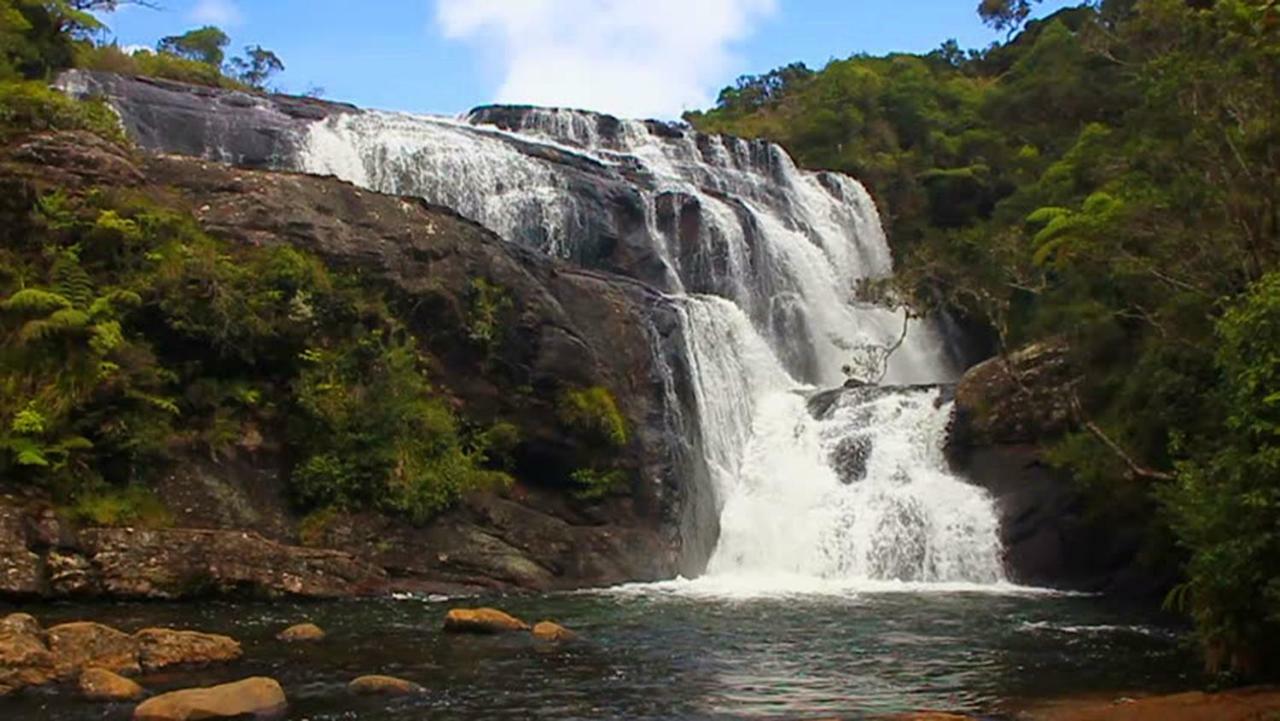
[
  {"left": 76, "top": 45, "right": 248, "bottom": 90},
  {"left": 0, "top": 80, "right": 122, "bottom": 140},
  {"left": 558, "top": 386, "right": 628, "bottom": 448},
  {"left": 0, "top": 186, "right": 509, "bottom": 524}
]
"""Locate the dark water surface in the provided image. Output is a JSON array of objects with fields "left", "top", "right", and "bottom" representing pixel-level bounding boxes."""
[{"left": 3, "top": 584, "right": 1197, "bottom": 720}]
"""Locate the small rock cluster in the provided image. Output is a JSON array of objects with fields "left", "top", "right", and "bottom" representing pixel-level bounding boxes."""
[
  {"left": 0, "top": 607, "right": 580, "bottom": 719},
  {"left": 443, "top": 607, "right": 578, "bottom": 642},
  {"left": 0, "top": 613, "right": 240, "bottom": 696}
]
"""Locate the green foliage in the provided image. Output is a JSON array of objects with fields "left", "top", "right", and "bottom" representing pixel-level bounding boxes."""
[
  {"left": 558, "top": 386, "right": 628, "bottom": 448},
  {"left": 0, "top": 80, "right": 123, "bottom": 141},
  {"left": 226, "top": 45, "right": 283, "bottom": 90},
  {"left": 297, "top": 506, "right": 336, "bottom": 547},
  {"left": 68, "top": 484, "right": 172, "bottom": 528},
  {"left": 76, "top": 44, "right": 248, "bottom": 90},
  {"left": 289, "top": 329, "right": 511, "bottom": 523},
  {"left": 1161, "top": 273, "right": 1280, "bottom": 677},
  {"left": 157, "top": 25, "right": 229, "bottom": 67},
  {"left": 570, "top": 467, "right": 628, "bottom": 500},
  {"left": 0, "top": 185, "right": 507, "bottom": 526},
  {"left": 466, "top": 277, "right": 511, "bottom": 355}
]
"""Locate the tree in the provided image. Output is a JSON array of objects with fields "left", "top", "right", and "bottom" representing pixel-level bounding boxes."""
[
  {"left": 227, "top": 44, "right": 283, "bottom": 90},
  {"left": 157, "top": 25, "right": 229, "bottom": 67},
  {"left": 978, "top": 0, "right": 1041, "bottom": 31}
]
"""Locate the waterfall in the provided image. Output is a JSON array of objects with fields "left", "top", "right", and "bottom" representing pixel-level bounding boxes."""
[{"left": 297, "top": 105, "right": 1006, "bottom": 588}]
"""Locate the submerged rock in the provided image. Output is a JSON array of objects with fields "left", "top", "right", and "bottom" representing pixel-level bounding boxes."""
[
  {"left": 276, "top": 623, "right": 325, "bottom": 642},
  {"left": 443, "top": 608, "right": 530, "bottom": 634},
  {"left": 80, "top": 667, "right": 144, "bottom": 702},
  {"left": 531, "top": 621, "right": 578, "bottom": 642},
  {"left": 134, "top": 628, "right": 241, "bottom": 671},
  {"left": 348, "top": 675, "right": 423, "bottom": 696},
  {"left": 132, "top": 677, "right": 286, "bottom": 721}
]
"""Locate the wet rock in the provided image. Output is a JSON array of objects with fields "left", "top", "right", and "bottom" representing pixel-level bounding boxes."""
[
  {"left": 0, "top": 613, "right": 40, "bottom": 637},
  {"left": 829, "top": 435, "right": 872, "bottom": 484},
  {"left": 132, "top": 677, "right": 287, "bottom": 721},
  {"left": 947, "top": 341, "right": 1175, "bottom": 597},
  {"left": 949, "top": 340, "right": 1074, "bottom": 448},
  {"left": 348, "top": 675, "right": 423, "bottom": 696},
  {"left": 134, "top": 628, "right": 241, "bottom": 671},
  {"left": 46, "top": 622, "right": 140, "bottom": 677},
  {"left": 443, "top": 608, "right": 530, "bottom": 634},
  {"left": 0, "top": 615, "right": 55, "bottom": 696},
  {"left": 80, "top": 667, "right": 144, "bottom": 702},
  {"left": 531, "top": 621, "right": 578, "bottom": 642},
  {"left": 276, "top": 623, "right": 325, "bottom": 642}
]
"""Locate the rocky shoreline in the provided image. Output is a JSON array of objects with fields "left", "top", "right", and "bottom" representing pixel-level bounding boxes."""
[{"left": 1, "top": 607, "right": 580, "bottom": 718}]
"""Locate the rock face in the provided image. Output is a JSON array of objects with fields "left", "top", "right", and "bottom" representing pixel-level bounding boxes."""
[
  {"left": 947, "top": 342, "right": 1170, "bottom": 595},
  {"left": 443, "top": 608, "right": 530, "bottom": 634},
  {"left": 0, "top": 504, "right": 42, "bottom": 597},
  {"left": 80, "top": 667, "right": 145, "bottom": 702},
  {"left": 133, "top": 677, "right": 287, "bottom": 721},
  {"left": 79, "top": 527, "right": 388, "bottom": 599},
  {"left": 0, "top": 123, "right": 686, "bottom": 597},
  {"left": 56, "top": 70, "right": 353, "bottom": 169},
  {"left": 0, "top": 496, "right": 388, "bottom": 600}
]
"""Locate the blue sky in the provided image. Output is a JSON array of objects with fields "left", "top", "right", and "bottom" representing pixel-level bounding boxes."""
[{"left": 105, "top": 0, "right": 1073, "bottom": 118}]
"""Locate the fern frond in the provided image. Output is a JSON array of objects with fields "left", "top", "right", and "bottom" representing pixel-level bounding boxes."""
[
  {"left": 1, "top": 288, "right": 73, "bottom": 315},
  {"left": 51, "top": 253, "right": 94, "bottom": 309},
  {"left": 19, "top": 308, "right": 90, "bottom": 344}
]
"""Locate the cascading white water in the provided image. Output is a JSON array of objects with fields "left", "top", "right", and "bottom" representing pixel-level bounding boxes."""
[{"left": 297, "top": 106, "right": 1006, "bottom": 589}]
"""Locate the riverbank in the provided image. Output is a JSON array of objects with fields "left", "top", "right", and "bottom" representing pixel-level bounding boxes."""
[{"left": 1004, "top": 687, "right": 1280, "bottom": 721}]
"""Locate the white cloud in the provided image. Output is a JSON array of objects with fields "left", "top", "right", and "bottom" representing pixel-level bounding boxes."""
[
  {"left": 435, "top": 0, "right": 775, "bottom": 119},
  {"left": 190, "top": 0, "right": 243, "bottom": 27}
]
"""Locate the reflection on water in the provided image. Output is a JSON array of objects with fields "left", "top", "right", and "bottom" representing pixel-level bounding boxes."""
[{"left": 2, "top": 588, "right": 1195, "bottom": 720}]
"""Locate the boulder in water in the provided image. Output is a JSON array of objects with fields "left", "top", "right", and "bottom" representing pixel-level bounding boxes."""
[
  {"left": 46, "top": 622, "right": 140, "bottom": 677},
  {"left": 348, "top": 675, "right": 423, "bottom": 695},
  {"left": 0, "top": 614, "right": 56, "bottom": 695},
  {"left": 276, "top": 623, "right": 325, "bottom": 642},
  {"left": 134, "top": 628, "right": 241, "bottom": 671},
  {"left": 531, "top": 621, "right": 577, "bottom": 642},
  {"left": 80, "top": 667, "right": 144, "bottom": 702},
  {"left": 132, "top": 677, "right": 286, "bottom": 721},
  {"left": 443, "top": 608, "right": 529, "bottom": 634}
]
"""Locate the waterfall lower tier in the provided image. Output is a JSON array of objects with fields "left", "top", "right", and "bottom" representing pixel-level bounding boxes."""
[{"left": 671, "top": 295, "right": 1005, "bottom": 588}]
